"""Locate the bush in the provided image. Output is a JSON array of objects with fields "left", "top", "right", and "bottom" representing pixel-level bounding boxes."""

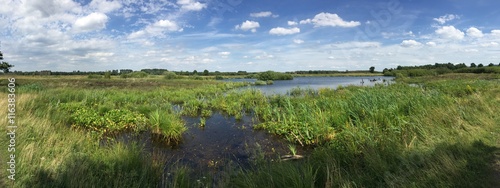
[
  {"left": 254, "top": 80, "right": 267, "bottom": 85},
  {"left": 121, "top": 71, "right": 149, "bottom": 78},
  {"left": 163, "top": 71, "right": 177, "bottom": 79},
  {"left": 256, "top": 71, "right": 293, "bottom": 81},
  {"left": 215, "top": 75, "right": 224, "bottom": 80}
]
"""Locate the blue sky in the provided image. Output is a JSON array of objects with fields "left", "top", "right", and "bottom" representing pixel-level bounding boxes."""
[{"left": 1, "top": 0, "right": 499, "bottom": 72}]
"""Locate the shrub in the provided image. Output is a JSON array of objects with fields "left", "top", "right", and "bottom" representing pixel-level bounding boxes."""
[
  {"left": 256, "top": 71, "right": 293, "bottom": 81},
  {"left": 121, "top": 71, "right": 149, "bottom": 78},
  {"left": 164, "top": 71, "right": 177, "bottom": 79}
]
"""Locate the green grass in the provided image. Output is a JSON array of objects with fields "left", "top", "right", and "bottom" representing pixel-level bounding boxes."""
[
  {"left": 149, "top": 110, "right": 186, "bottom": 144},
  {"left": 0, "top": 94, "right": 161, "bottom": 187}
]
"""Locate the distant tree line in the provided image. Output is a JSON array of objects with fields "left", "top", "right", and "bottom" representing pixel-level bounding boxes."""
[{"left": 383, "top": 62, "right": 500, "bottom": 77}]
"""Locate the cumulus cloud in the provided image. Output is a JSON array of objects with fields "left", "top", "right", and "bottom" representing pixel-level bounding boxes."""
[
  {"left": 128, "top": 19, "right": 182, "bottom": 39},
  {"left": 26, "top": 0, "right": 80, "bottom": 17},
  {"left": 400, "top": 40, "right": 422, "bottom": 47},
  {"left": 491, "top": 30, "right": 500, "bottom": 37},
  {"left": 466, "top": 27, "right": 483, "bottom": 38},
  {"left": 250, "top": 11, "right": 277, "bottom": 18},
  {"left": 300, "top": 12, "right": 360, "bottom": 28},
  {"left": 235, "top": 20, "right": 260, "bottom": 32},
  {"left": 435, "top": 26, "right": 464, "bottom": 40},
  {"left": 218, "top": 51, "right": 231, "bottom": 58},
  {"left": 426, "top": 41, "right": 437, "bottom": 47},
  {"left": 269, "top": 27, "right": 300, "bottom": 35},
  {"left": 254, "top": 52, "right": 274, "bottom": 59},
  {"left": 74, "top": 12, "right": 109, "bottom": 32},
  {"left": 89, "top": 0, "right": 122, "bottom": 13},
  {"left": 288, "top": 21, "right": 298, "bottom": 26},
  {"left": 293, "top": 39, "right": 304, "bottom": 44},
  {"left": 433, "top": 14, "right": 459, "bottom": 24},
  {"left": 177, "top": 0, "right": 206, "bottom": 11},
  {"left": 481, "top": 42, "right": 499, "bottom": 47}
]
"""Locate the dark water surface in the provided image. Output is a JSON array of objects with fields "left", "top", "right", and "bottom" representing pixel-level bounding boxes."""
[{"left": 109, "top": 112, "right": 307, "bottom": 173}]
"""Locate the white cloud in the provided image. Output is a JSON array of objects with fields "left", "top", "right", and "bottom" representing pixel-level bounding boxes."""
[
  {"left": 481, "top": 42, "right": 499, "bottom": 47},
  {"left": 250, "top": 11, "right": 277, "bottom": 18},
  {"left": 202, "top": 58, "right": 215, "bottom": 63},
  {"left": 332, "top": 41, "right": 381, "bottom": 49},
  {"left": 269, "top": 27, "right": 300, "bottom": 35},
  {"left": 218, "top": 51, "right": 231, "bottom": 56},
  {"left": 288, "top": 21, "right": 298, "bottom": 26},
  {"left": 74, "top": 12, "right": 108, "bottom": 32},
  {"left": 400, "top": 40, "right": 422, "bottom": 47},
  {"left": 293, "top": 39, "right": 304, "bottom": 44},
  {"left": 128, "top": 19, "right": 182, "bottom": 39},
  {"left": 177, "top": 0, "right": 206, "bottom": 11},
  {"left": 153, "top": 20, "right": 180, "bottom": 31},
  {"left": 433, "top": 14, "right": 459, "bottom": 24},
  {"left": 235, "top": 20, "right": 260, "bottom": 33},
  {"left": 300, "top": 12, "right": 360, "bottom": 28},
  {"left": 89, "top": 0, "right": 122, "bottom": 13},
  {"left": 26, "top": 0, "right": 81, "bottom": 17},
  {"left": 404, "top": 31, "right": 415, "bottom": 37},
  {"left": 466, "top": 27, "right": 483, "bottom": 38},
  {"left": 491, "top": 30, "right": 500, "bottom": 37},
  {"left": 435, "top": 26, "right": 464, "bottom": 40},
  {"left": 463, "top": 49, "right": 478, "bottom": 53},
  {"left": 426, "top": 41, "right": 437, "bottom": 47},
  {"left": 218, "top": 51, "right": 231, "bottom": 58}
]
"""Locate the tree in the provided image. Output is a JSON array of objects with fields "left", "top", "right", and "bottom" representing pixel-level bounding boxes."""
[
  {"left": 104, "top": 71, "right": 111, "bottom": 79},
  {"left": 470, "top": 63, "right": 476, "bottom": 68},
  {"left": 203, "top": 69, "right": 209, "bottom": 76},
  {"left": 478, "top": 63, "right": 484, "bottom": 68},
  {"left": 0, "top": 62, "right": 14, "bottom": 73},
  {"left": 488, "top": 63, "right": 494, "bottom": 67},
  {"left": 369, "top": 66, "right": 375, "bottom": 73},
  {"left": 193, "top": 70, "right": 198, "bottom": 75}
]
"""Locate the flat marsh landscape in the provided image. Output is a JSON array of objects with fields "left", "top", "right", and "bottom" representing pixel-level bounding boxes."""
[{"left": 1, "top": 73, "right": 499, "bottom": 187}]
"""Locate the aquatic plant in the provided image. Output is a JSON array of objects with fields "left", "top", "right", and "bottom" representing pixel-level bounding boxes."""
[
  {"left": 199, "top": 117, "right": 206, "bottom": 127},
  {"left": 148, "top": 110, "right": 186, "bottom": 144}
]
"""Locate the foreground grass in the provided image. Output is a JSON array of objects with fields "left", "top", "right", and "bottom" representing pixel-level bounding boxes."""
[
  {"left": 233, "top": 80, "right": 500, "bottom": 187},
  {"left": 1, "top": 74, "right": 499, "bottom": 187},
  {"left": 0, "top": 94, "right": 161, "bottom": 187}
]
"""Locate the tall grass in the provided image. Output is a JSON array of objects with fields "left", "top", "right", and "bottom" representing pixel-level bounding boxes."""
[
  {"left": 149, "top": 110, "right": 186, "bottom": 144},
  {"left": 230, "top": 78, "right": 500, "bottom": 187},
  {"left": 0, "top": 94, "right": 161, "bottom": 187}
]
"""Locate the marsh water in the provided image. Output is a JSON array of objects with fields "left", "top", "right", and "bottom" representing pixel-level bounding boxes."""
[
  {"left": 110, "top": 76, "right": 390, "bottom": 173},
  {"left": 228, "top": 76, "right": 391, "bottom": 95}
]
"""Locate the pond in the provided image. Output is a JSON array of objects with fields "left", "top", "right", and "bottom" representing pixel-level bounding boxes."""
[
  {"left": 227, "top": 76, "right": 392, "bottom": 95},
  {"left": 109, "top": 111, "right": 308, "bottom": 173}
]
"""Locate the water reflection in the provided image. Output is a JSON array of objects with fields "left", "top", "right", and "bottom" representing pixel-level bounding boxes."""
[{"left": 226, "top": 76, "right": 392, "bottom": 95}]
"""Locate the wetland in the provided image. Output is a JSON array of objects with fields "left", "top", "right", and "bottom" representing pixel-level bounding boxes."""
[{"left": 0, "top": 73, "right": 499, "bottom": 187}]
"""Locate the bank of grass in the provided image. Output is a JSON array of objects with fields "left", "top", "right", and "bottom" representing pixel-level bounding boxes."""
[
  {"left": 0, "top": 94, "right": 161, "bottom": 187},
  {"left": 231, "top": 76, "right": 500, "bottom": 187},
  {"left": 293, "top": 72, "right": 384, "bottom": 77},
  {"left": 1, "top": 74, "right": 499, "bottom": 187}
]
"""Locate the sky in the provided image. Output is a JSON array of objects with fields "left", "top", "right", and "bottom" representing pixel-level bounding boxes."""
[{"left": 0, "top": 0, "right": 499, "bottom": 72}]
